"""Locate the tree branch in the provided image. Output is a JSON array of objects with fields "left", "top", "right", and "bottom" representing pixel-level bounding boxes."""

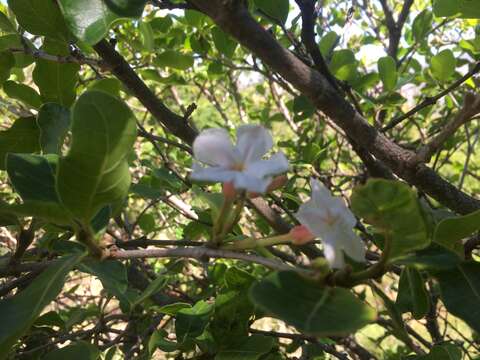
[
  {"left": 189, "top": 0, "right": 480, "bottom": 215},
  {"left": 93, "top": 40, "right": 198, "bottom": 144},
  {"left": 109, "top": 246, "right": 310, "bottom": 273}
]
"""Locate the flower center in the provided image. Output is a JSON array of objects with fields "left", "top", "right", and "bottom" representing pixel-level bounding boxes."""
[{"left": 231, "top": 162, "right": 245, "bottom": 171}]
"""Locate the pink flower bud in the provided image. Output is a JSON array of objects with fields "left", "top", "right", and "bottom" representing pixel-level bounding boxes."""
[
  {"left": 289, "top": 225, "right": 315, "bottom": 245},
  {"left": 222, "top": 181, "right": 236, "bottom": 201}
]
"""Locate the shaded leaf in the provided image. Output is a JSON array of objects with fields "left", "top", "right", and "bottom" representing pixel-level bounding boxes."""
[
  {"left": 0, "top": 116, "right": 40, "bottom": 169},
  {"left": 36, "top": 103, "right": 71, "bottom": 154},
  {"left": 434, "top": 208, "right": 480, "bottom": 257},
  {"left": 396, "top": 266, "right": 430, "bottom": 319},
  {"left": 3, "top": 80, "right": 42, "bottom": 109},
  {"left": 351, "top": 179, "right": 430, "bottom": 261},
  {"left": 434, "top": 261, "right": 480, "bottom": 334},
  {"left": 249, "top": 271, "right": 376, "bottom": 336},
  {"left": 0, "top": 253, "right": 84, "bottom": 357}
]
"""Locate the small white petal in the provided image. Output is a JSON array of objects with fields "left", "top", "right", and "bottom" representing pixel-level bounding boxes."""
[
  {"left": 244, "top": 152, "right": 289, "bottom": 178},
  {"left": 190, "top": 164, "right": 237, "bottom": 183},
  {"left": 323, "top": 241, "right": 345, "bottom": 269},
  {"left": 236, "top": 125, "right": 273, "bottom": 164},
  {"left": 193, "top": 128, "right": 238, "bottom": 167},
  {"left": 232, "top": 172, "right": 272, "bottom": 193},
  {"left": 310, "top": 178, "right": 336, "bottom": 208},
  {"left": 341, "top": 229, "right": 366, "bottom": 263}
]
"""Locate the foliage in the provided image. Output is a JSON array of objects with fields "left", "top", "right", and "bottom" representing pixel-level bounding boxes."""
[{"left": 0, "top": 0, "right": 479, "bottom": 359}]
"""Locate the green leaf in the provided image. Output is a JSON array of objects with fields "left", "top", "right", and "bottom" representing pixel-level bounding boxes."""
[
  {"left": 378, "top": 55, "right": 397, "bottom": 91},
  {"left": 58, "top": 0, "right": 121, "bottom": 45},
  {"left": 412, "top": 343, "right": 463, "bottom": 360},
  {"left": 132, "top": 274, "right": 167, "bottom": 308},
  {"left": 184, "top": 9, "right": 205, "bottom": 28},
  {"left": 43, "top": 341, "right": 100, "bottom": 360},
  {"left": 149, "top": 329, "right": 178, "bottom": 353},
  {"left": 412, "top": 10, "right": 433, "bottom": 43},
  {"left": 249, "top": 271, "right": 376, "bottom": 336},
  {"left": 56, "top": 90, "right": 137, "bottom": 223},
  {"left": 396, "top": 266, "right": 430, "bottom": 319},
  {"left": 329, "top": 49, "right": 358, "bottom": 82},
  {"left": 254, "top": 0, "right": 289, "bottom": 24},
  {"left": 431, "top": 50, "right": 456, "bottom": 82},
  {"left": 175, "top": 300, "right": 213, "bottom": 343},
  {"left": 319, "top": 31, "right": 339, "bottom": 58},
  {"left": 215, "top": 335, "right": 274, "bottom": 360},
  {"left": 139, "top": 20, "right": 154, "bottom": 52},
  {"left": 212, "top": 26, "right": 238, "bottom": 58},
  {"left": 0, "top": 34, "right": 34, "bottom": 68},
  {"left": 434, "top": 261, "right": 480, "bottom": 334},
  {"left": 0, "top": 11, "right": 15, "bottom": 33},
  {"left": 351, "top": 179, "right": 430, "bottom": 261},
  {"left": 3, "top": 80, "right": 42, "bottom": 109},
  {"left": 79, "top": 259, "right": 129, "bottom": 303},
  {"left": 434, "top": 209, "right": 480, "bottom": 257},
  {"left": 0, "top": 200, "right": 72, "bottom": 224},
  {"left": 395, "top": 245, "right": 461, "bottom": 271},
  {"left": 7, "top": 0, "right": 69, "bottom": 39},
  {"left": 156, "top": 302, "right": 191, "bottom": 316},
  {"left": 0, "top": 51, "right": 14, "bottom": 84},
  {"left": 156, "top": 51, "right": 194, "bottom": 70},
  {"left": 32, "top": 39, "right": 79, "bottom": 107},
  {"left": 433, "top": 0, "right": 480, "bottom": 19},
  {"left": 0, "top": 116, "right": 40, "bottom": 170},
  {"left": 103, "top": 0, "right": 147, "bottom": 18},
  {"left": 37, "top": 103, "right": 71, "bottom": 154},
  {"left": 0, "top": 253, "right": 84, "bottom": 357},
  {"left": 150, "top": 16, "right": 172, "bottom": 33},
  {"left": 88, "top": 77, "right": 122, "bottom": 97},
  {"left": 6, "top": 153, "right": 58, "bottom": 202}
]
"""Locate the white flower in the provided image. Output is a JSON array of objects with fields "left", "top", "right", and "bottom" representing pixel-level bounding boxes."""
[
  {"left": 295, "top": 178, "right": 365, "bottom": 269},
  {"left": 190, "top": 125, "right": 289, "bottom": 194}
]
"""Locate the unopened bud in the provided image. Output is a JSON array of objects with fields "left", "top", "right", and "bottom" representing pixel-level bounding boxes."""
[
  {"left": 222, "top": 181, "right": 236, "bottom": 201},
  {"left": 289, "top": 225, "right": 315, "bottom": 245}
]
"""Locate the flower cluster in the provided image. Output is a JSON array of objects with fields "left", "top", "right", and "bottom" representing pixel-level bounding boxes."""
[{"left": 191, "top": 124, "right": 365, "bottom": 269}]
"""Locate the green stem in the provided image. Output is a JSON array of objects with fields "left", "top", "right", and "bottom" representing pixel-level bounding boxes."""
[
  {"left": 219, "top": 197, "right": 245, "bottom": 239},
  {"left": 222, "top": 233, "right": 293, "bottom": 250},
  {"left": 77, "top": 226, "right": 103, "bottom": 259},
  {"left": 212, "top": 199, "right": 232, "bottom": 245},
  {"left": 345, "top": 233, "right": 393, "bottom": 286}
]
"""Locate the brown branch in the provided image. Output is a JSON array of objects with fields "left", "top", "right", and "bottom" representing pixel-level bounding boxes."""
[
  {"left": 8, "top": 47, "right": 107, "bottom": 68},
  {"left": 382, "top": 61, "right": 480, "bottom": 132},
  {"left": 416, "top": 93, "right": 480, "bottom": 163},
  {"left": 190, "top": 0, "right": 480, "bottom": 215},
  {"left": 378, "top": 0, "right": 414, "bottom": 61},
  {"left": 93, "top": 40, "right": 198, "bottom": 144}
]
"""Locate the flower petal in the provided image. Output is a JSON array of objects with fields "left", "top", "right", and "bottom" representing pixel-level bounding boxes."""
[
  {"left": 310, "top": 178, "right": 336, "bottom": 208},
  {"left": 244, "top": 152, "right": 289, "bottom": 178},
  {"left": 190, "top": 164, "right": 237, "bottom": 183},
  {"left": 193, "top": 128, "right": 238, "bottom": 167},
  {"left": 340, "top": 228, "right": 366, "bottom": 263},
  {"left": 236, "top": 125, "right": 273, "bottom": 164},
  {"left": 295, "top": 205, "right": 330, "bottom": 239},
  {"left": 232, "top": 172, "right": 272, "bottom": 193},
  {"left": 323, "top": 241, "right": 345, "bottom": 269}
]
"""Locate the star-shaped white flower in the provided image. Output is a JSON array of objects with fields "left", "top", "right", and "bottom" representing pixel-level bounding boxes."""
[
  {"left": 295, "top": 178, "right": 365, "bottom": 269},
  {"left": 190, "top": 125, "right": 289, "bottom": 194}
]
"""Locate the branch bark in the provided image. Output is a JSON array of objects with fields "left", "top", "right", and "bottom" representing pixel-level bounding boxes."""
[
  {"left": 93, "top": 40, "right": 198, "bottom": 144},
  {"left": 109, "top": 246, "right": 310, "bottom": 273},
  {"left": 188, "top": 0, "right": 480, "bottom": 215}
]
